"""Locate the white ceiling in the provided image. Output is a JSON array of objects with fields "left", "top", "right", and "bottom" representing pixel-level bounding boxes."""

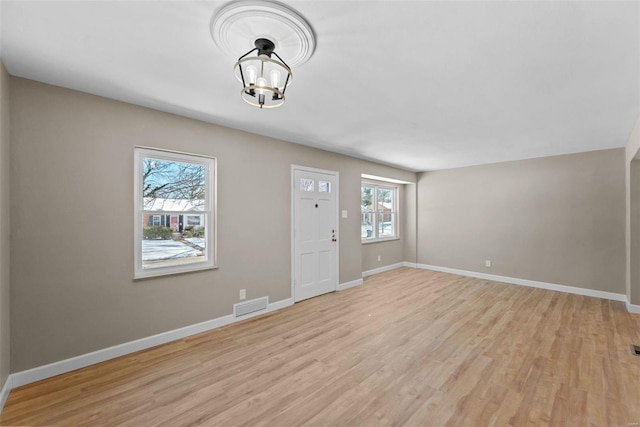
[{"left": 2, "top": 1, "right": 639, "bottom": 172}]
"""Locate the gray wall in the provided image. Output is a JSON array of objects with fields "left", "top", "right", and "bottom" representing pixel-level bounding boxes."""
[
  {"left": 362, "top": 239, "right": 404, "bottom": 273},
  {"left": 403, "top": 183, "right": 417, "bottom": 265},
  {"left": 417, "top": 149, "right": 626, "bottom": 294},
  {"left": 9, "top": 78, "right": 416, "bottom": 372},
  {"left": 0, "top": 62, "right": 10, "bottom": 389},
  {"left": 630, "top": 160, "right": 640, "bottom": 304},
  {"left": 626, "top": 115, "right": 640, "bottom": 304}
]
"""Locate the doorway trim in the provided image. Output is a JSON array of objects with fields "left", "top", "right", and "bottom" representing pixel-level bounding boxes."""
[{"left": 291, "top": 165, "right": 340, "bottom": 302}]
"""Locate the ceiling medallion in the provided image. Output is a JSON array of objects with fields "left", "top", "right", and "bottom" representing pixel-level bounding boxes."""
[{"left": 211, "top": 0, "right": 316, "bottom": 108}]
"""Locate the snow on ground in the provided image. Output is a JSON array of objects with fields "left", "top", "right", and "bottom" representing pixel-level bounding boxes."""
[
  {"left": 142, "top": 239, "right": 202, "bottom": 261},
  {"left": 184, "top": 237, "right": 206, "bottom": 247}
]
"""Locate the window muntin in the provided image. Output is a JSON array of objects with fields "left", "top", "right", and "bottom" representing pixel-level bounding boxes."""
[
  {"left": 319, "top": 181, "right": 331, "bottom": 192},
  {"left": 300, "top": 178, "right": 314, "bottom": 192},
  {"left": 134, "top": 147, "right": 216, "bottom": 278},
  {"left": 361, "top": 183, "right": 397, "bottom": 241}
]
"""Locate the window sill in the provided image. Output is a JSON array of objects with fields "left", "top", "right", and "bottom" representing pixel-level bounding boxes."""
[
  {"left": 361, "top": 237, "right": 401, "bottom": 245},
  {"left": 134, "top": 263, "right": 218, "bottom": 281}
]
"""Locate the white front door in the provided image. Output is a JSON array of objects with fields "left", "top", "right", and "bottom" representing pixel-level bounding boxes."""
[{"left": 293, "top": 167, "right": 338, "bottom": 302}]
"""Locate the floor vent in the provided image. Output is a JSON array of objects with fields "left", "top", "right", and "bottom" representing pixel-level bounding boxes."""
[
  {"left": 631, "top": 344, "right": 640, "bottom": 356},
  {"left": 234, "top": 296, "right": 269, "bottom": 318}
]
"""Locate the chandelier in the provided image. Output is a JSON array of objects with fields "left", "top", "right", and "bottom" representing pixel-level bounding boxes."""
[
  {"left": 211, "top": 0, "right": 316, "bottom": 110},
  {"left": 235, "top": 38, "right": 292, "bottom": 109}
]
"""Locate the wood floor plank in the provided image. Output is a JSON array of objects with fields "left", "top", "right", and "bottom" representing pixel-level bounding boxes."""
[{"left": 2, "top": 267, "right": 640, "bottom": 426}]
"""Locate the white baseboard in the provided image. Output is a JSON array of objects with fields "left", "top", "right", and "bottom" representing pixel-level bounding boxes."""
[
  {"left": 362, "top": 262, "right": 405, "bottom": 278},
  {"left": 337, "top": 278, "right": 363, "bottom": 291},
  {"left": 10, "top": 297, "right": 294, "bottom": 389},
  {"left": 626, "top": 300, "right": 640, "bottom": 314},
  {"left": 265, "top": 297, "right": 294, "bottom": 312},
  {"left": 0, "top": 375, "right": 12, "bottom": 413},
  {"left": 402, "top": 262, "right": 418, "bottom": 268},
  {"left": 416, "top": 263, "right": 627, "bottom": 303}
]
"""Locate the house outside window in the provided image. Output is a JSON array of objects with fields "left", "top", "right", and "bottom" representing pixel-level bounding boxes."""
[
  {"left": 134, "top": 147, "right": 216, "bottom": 278},
  {"left": 185, "top": 215, "right": 202, "bottom": 228},
  {"left": 361, "top": 183, "right": 398, "bottom": 242}
]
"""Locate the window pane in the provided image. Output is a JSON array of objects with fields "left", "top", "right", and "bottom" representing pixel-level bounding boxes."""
[
  {"left": 142, "top": 156, "right": 207, "bottom": 269},
  {"left": 361, "top": 212, "right": 374, "bottom": 239},
  {"left": 319, "top": 181, "right": 331, "bottom": 192},
  {"left": 143, "top": 158, "right": 206, "bottom": 212},
  {"left": 361, "top": 183, "right": 398, "bottom": 242},
  {"left": 300, "top": 178, "right": 314, "bottom": 192},
  {"left": 378, "top": 212, "right": 395, "bottom": 238},
  {"left": 361, "top": 186, "right": 374, "bottom": 212},
  {"left": 377, "top": 188, "right": 393, "bottom": 211},
  {"left": 141, "top": 214, "right": 205, "bottom": 269}
]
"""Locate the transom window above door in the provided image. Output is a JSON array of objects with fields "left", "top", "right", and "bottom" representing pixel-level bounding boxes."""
[{"left": 299, "top": 178, "right": 333, "bottom": 193}]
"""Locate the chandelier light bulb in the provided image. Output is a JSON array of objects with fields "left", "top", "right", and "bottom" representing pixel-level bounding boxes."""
[
  {"left": 270, "top": 69, "right": 280, "bottom": 89},
  {"left": 246, "top": 65, "right": 257, "bottom": 84},
  {"left": 256, "top": 77, "right": 267, "bottom": 94}
]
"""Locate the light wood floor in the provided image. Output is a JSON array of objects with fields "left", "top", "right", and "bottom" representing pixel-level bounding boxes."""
[{"left": 2, "top": 267, "right": 640, "bottom": 426}]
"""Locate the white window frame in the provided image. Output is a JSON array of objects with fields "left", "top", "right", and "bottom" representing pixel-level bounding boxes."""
[
  {"left": 134, "top": 147, "right": 217, "bottom": 279},
  {"left": 361, "top": 182, "right": 398, "bottom": 243}
]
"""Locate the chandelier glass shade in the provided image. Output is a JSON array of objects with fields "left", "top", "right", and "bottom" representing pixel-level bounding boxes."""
[{"left": 234, "top": 38, "right": 292, "bottom": 109}]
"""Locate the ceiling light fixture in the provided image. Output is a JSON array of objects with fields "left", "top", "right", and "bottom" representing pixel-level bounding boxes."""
[
  {"left": 235, "top": 38, "right": 291, "bottom": 109},
  {"left": 211, "top": 0, "right": 316, "bottom": 110}
]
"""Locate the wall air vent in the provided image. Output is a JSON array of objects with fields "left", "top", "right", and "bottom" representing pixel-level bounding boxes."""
[
  {"left": 631, "top": 344, "right": 640, "bottom": 356},
  {"left": 234, "top": 296, "right": 269, "bottom": 318}
]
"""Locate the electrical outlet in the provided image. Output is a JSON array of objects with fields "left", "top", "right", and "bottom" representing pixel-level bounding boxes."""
[
  {"left": 378, "top": 255, "right": 381, "bottom": 262},
  {"left": 485, "top": 260, "right": 491, "bottom": 268},
  {"left": 239, "top": 289, "right": 246, "bottom": 300}
]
